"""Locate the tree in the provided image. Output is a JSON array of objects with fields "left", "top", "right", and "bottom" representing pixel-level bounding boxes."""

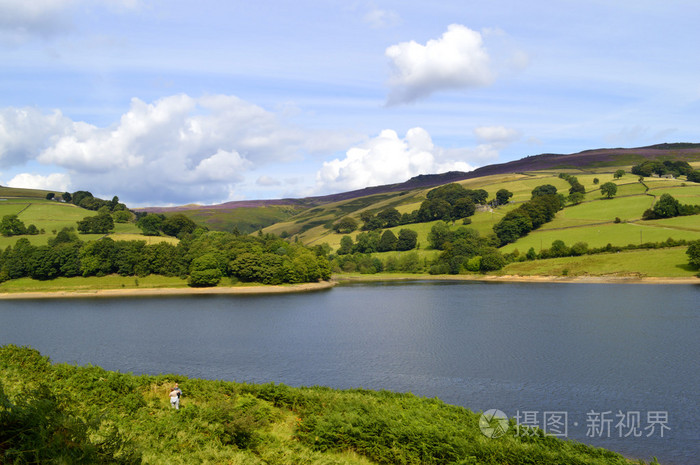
[
  {"left": 337, "top": 235, "right": 354, "bottom": 255},
  {"left": 45, "top": 192, "right": 55, "bottom": 200},
  {"left": 531, "top": 184, "right": 557, "bottom": 198},
  {"left": 188, "top": 253, "right": 223, "bottom": 287},
  {"left": 396, "top": 229, "right": 418, "bottom": 251},
  {"left": 377, "top": 230, "right": 398, "bottom": 252},
  {"left": 687, "top": 241, "right": 700, "bottom": 269},
  {"left": 77, "top": 213, "right": 114, "bottom": 234},
  {"left": 651, "top": 193, "right": 680, "bottom": 218},
  {"left": 687, "top": 170, "right": 700, "bottom": 183},
  {"left": 600, "top": 182, "right": 617, "bottom": 199},
  {"left": 0, "top": 215, "right": 27, "bottom": 236},
  {"left": 593, "top": 178, "right": 599, "bottom": 185},
  {"left": 333, "top": 217, "right": 358, "bottom": 234},
  {"left": 614, "top": 169, "right": 625, "bottom": 179},
  {"left": 495, "top": 189, "right": 513, "bottom": 206},
  {"left": 568, "top": 192, "right": 585, "bottom": 205},
  {"left": 452, "top": 197, "right": 475, "bottom": 219},
  {"left": 161, "top": 214, "right": 197, "bottom": 237},
  {"left": 137, "top": 213, "right": 165, "bottom": 236},
  {"left": 61, "top": 191, "right": 72, "bottom": 202},
  {"left": 376, "top": 208, "right": 401, "bottom": 228},
  {"left": 427, "top": 222, "right": 452, "bottom": 250}
]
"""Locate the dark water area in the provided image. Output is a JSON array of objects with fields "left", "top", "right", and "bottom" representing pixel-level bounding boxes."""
[{"left": 0, "top": 281, "right": 698, "bottom": 464}]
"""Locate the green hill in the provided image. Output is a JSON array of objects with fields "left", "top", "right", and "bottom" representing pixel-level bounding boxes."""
[{"left": 0, "top": 345, "right": 659, "bottom": 464}]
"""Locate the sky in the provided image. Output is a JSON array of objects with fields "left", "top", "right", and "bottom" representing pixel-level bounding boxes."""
[{"left": 1, "top": 0, "right": 699, "bottom": 207}]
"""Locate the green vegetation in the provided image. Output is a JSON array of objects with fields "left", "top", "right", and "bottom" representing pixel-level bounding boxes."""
[{"left": 0, "top": 345, "right": 659, "bottom": 465}]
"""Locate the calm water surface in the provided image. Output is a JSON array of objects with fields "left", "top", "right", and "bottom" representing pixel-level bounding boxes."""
[{"left": 0, "top": 281, "right": 697, "bottom": 464}]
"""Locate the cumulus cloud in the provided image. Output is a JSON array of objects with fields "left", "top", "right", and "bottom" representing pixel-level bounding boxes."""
[
  {"left": 0, "top": 94, "right": 350, "bottom": 205},
  {"left": 315, "top": 127, "right": 479, "bottom": 194},
  {"left": 385, "top": 24, "right": 495, "bottom": 104},
  {"left": 7, "top": 172, "right": 71, "bottom": 191}
]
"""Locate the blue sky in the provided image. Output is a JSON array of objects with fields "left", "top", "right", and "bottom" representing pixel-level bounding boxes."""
[{"left": 1, "top": 0, "right": 699, "bottom": 206}]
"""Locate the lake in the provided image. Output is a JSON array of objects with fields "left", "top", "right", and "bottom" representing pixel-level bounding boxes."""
[{"left": 0, "top": 281, "right": 697, "bottom": 464}]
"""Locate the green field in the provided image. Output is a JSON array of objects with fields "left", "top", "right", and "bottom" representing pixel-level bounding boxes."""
[
  {"left": 501, "top": 247, "right": 696, "bottom": 277},
  {"left": 501, "top": 221, "right": 700, "bottom": 254},
  {"left": 0, "top": 274, "right": 188, "bottom": 293}
]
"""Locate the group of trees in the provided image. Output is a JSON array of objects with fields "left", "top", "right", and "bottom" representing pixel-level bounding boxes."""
[
  {"left": 631, "top": 160, "right": 693, "bottom": 178},
  {"left": 493, "top": 185, "right": 565, "bottom": 246},
  {"left": 414, "top": 184, "right": 487, "bottom": 223},
  {"left": 642, "top": 193, "right": 700, "bottom": 220},
  {"left": 0, "top": 214, "right": 40, "bottom": 237},
  {"left": 337, "top": 228, "right": 418, "bottom": 255},
  {"left": 426, "top": 223, "right": 506, "bottom": 274},
  {"left": 558, "top": 173, "right": 586, "bottom": 195},
  {"left": 64, "top": 191, "right": 129, "bottom": 213},
  {"left": 0, "top": 229, "right": 331, "bottom": 287},
  {"left": 135, "top": 213, "right": 199, "bottom": 238}
]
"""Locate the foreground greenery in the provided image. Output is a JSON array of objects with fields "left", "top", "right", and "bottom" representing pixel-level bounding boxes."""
[{"left": 0, "top": 345, "right": 658, "bottom": 465}]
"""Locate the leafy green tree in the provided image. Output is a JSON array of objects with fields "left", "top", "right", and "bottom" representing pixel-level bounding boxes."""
[
  {"left": 377, "top": 208, "right": 401, "bottom": 228},
  {"left": 396, "top": 229, "right": 418, "bottom": 251},
  {"left": 531, "top": 184, "right": 557, "bottom": 198},
  {"left": 614, "top": 169, "right": 625, "bottom": 179},
  {"left": 452, "top": 197, "right": 475, "bottom": 219},
  {"left": 45, "top": 192, "right": 55, "bottom": 200},
  {"left": 377, "top": 230, "right": 398, "bottom": 252},
  {"left": 568, "top": 192, "right": 585, "bottom": 205},
  {"left": 427, "top": 222, "right": 452, "bottom": 250},
  {"left": 337, "top": 235, "right": 354, "bottom": 255},
  {"left": 113, "top": 210, "right": 131, "bottom": 223},
  {"left": 61, "top": 191, "right": 72, "bottom": 202},
  {"left": 333, "top": 217, "right": 358, "bottom": 234},
  {"left": 687, "top": 241, "right": 700, "bottom": 269},
  {"left": 0, "top": 214, "right": 27, "bottom": 236},
  {"left": 137, "top": 214, "right": 165, "bottom": 236},
  {"left": 652, "top": 193, "right": 680, "bottom": 218},
  {"left": 188, "top": 253, "right": 223, "bottom": 287},
  {"left": 353, "top": 231, "right": 380, "bottom": 253},
  {"left": 593, "top": 178, "right": 599, "bottom": 185},
  {"left": 600, "top": 182, "right": 617, "bottom": 198},
  {"left": 79, "top": 238, "right": 117, "bottom": 276},
  {"left": 495, "top": 189, "right": 513, "bottom": 206},
  {"left": 479, "top": 249, "right": 506, "bottom": 271},
  {"left": 687, "top": 170, "right": 700, "bottom": 183},
  {"left": 161, "top": 214, "right": 198, "bottom": 237},
  {"left": 77, "top": 213, "right": 114, "bottom": 234}
]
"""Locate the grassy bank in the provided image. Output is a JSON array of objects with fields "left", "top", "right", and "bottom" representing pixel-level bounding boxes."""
[{"left": 0, "top": 345, "right": 658, "bottom": 464}]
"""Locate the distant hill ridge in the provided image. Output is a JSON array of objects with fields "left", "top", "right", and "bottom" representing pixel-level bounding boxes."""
[{"left": 139, "top": 143, "right": 700, "bottom": 213}]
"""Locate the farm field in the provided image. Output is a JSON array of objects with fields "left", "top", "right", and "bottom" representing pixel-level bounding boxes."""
[{"left": 501, "top": 247, "right": 696, "bottom": 277}]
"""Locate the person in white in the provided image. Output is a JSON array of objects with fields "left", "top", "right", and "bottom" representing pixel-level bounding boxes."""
[{"left": 169, "top": 387, "right": 180, "bottom": 409}]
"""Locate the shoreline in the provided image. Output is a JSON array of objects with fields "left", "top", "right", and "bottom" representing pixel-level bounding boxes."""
[
  {"left": 0, "top": 280, "right": 336, "bottom": 300},
  {"left": 334, "top": 273, "right": 700, "bottom": 285},
  {"left": 0, "top": 273, "right": 696, "bottom": 299}
]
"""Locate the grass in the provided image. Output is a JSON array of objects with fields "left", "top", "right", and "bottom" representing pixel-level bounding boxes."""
[
  {"left": 500, "top": 247, "right": 697, "bottom": 277},
  {"left": 0, "top": 345, "right": 658, "bottom": 465},
  {"left": 0, "top": 275, "right": 188, "bottom": 293},
  {"left": 500, "top": 220, "right": 700, "bottom": 254},
  {"left": 540, "top": 196, "right": 654, "bottom": 229}
]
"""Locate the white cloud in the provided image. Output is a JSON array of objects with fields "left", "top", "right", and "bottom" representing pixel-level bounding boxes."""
[
  {"left": 0, "top": 107, "right": 73, "bottom": 167},
  {"left": 315, "top": 127, "right": 479, "bottom": 193},
  {"left": 0, "top": 94, "right": 356, "bottom": 205},
  {"left": 7, "top": 172, "right": 71, "bottom": 191},
  {"left": 256, "top": 175, "right": 281, "bottom": 186},
  {"left": 385, "top": 24, "right": 495, "bottom": 105},
  {"left": 474, "top": 126, "right": 520, "bottom": 144},
  {"left": 363, "top": 6, "right": 399, "bottom": 29}
]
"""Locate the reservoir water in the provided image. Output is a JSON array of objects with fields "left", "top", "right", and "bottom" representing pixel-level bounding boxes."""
[{"left": 0, "top": 281, "right": 697, "bottom": 464}]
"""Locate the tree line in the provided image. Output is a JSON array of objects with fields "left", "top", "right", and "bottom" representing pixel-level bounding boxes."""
[{"left": 0, "top": 229, "right": 331, "bottom": 287}]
